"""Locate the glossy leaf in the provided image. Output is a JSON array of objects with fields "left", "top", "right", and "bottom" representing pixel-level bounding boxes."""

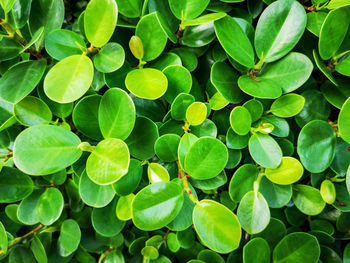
[
  {"left": 86, "top": 138, "right": 130, "bottom": 185},
  {"left": 125, "top": 68, "right": 168, "bottom": 100},
  {"left": 255, "top": 0, "right": 307, "bottom": 62},
  {"left": 297, "top": 120, "right": 336, "bottom": 173},
  {"left": 98, "top": 88, "right": 136, "bottom": 140},
  {"left": 230, "top": 106, "right": 251, "bottom": 135},
  {"left": 58, "top": 219, "right": 81, "bottom": 257},
  {"left": 193, "top": 199, "right": 241, "bottom": 254},
  {"left": 13, "top": 125, "right": 82, "bottom": 175},
  {"left": 84, "top": 0, "right": 118, "bottom": 47},
  {"left": 44, "top": 55, "right": 94, "bottom": 103},
  {"left": 265, "top": 157, "right": 304, "bottom": 185},
  {"left": 339, "top": 97, "right": 350, "bottom": 142},
  {"left": 169, "top": 0, "right": 210, "bottom": 20},
  {"left": 132, "top": 182, "right": 184, "bottom": 230},
  {"left": 292, "top": 184, "right": 326, "bottom": 216},
  {"left": 184, "top": 137, "right": 228, "bottom": 179},
  {"left": 37, "top": 188, "right": 64, "bottom": 225}
]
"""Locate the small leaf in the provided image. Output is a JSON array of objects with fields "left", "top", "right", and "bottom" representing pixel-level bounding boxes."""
[
  {"left": 292, "top": 184, "right": 326, "bottom": 216},
  {"left": 339, "top": 97, "right": 350, "bottom": 142},
  {"left": 270, "top": 94, "right": 305, "bottom": 118},
  {"left": 58, "top": 219, "right": 81, "bottom": 257},
  {"left": 265, "top": 157, "right": 304, "bottom": 185},
  {"left": 230, "top": 106, "right": 251, "bottom": 135},
  {"left": 125, "top": 68, "right": 168, "bottom": 100},
  {"left": 186, "top": 102, "right": 207, "bottom": 126},
  {"left": 147, "top": 163, "right": 170, "bottom": 183},
  {"left": 37, "top": 188, "right": 64, "bottom": 225}
]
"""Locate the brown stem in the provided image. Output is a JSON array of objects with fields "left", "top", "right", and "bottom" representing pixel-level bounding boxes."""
[{"left": 176, "top": 160, "right": 199, "bottom": 204}]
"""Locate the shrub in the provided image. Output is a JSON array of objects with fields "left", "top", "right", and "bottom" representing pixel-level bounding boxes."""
[{"left": 0, "top": 0, "right": 349, "bottom": 262}]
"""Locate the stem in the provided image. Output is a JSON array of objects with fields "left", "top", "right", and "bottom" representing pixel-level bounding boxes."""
[
  {"left": 0, "top": 224, "right": 44, "bottom": 255},
  {"left": 176, "top": 160, "right": 199, "bottom": 204},
  {"left": 253, "top": 57, "right": 264, "bottom": 70},
  {"left": 78, "top": 142, "right": 95, "bottom": 152},
  {"left": 333, "top": 50, "right": 350, "bottom": 61},
  {"left": 327, "top": 120, "right": 340, "bottom": 137},
  {"left": 98, "top": 247, "right": 114, "bottom": 263},
  {"left": 254, "top": 171, "right": 265, "bottom": 196}
]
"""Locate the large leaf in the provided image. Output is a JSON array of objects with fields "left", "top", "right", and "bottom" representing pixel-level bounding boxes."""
[
  {"left": 116, "top": 0, "right": 142, "bottom": 18},
  {"left": 193, "top": 200, "right": 241, "bottom": 254},
  {"left": 237, "top": 191, "right": 270, "bottom": 234},
  {"left": 319, "top": 7, "right": 350, "bottom": 60},
  {"left": 248, "top": 133, "right": 282, "bottom": 169},
  {"left": 13, "top": 125, "right": 82, "bottom": 175},
  {"left": 0, "top": 167, "right": 33, "bottom": 203},
  {"left": 214, "top": 15, "right": 255, "bottom": 68},
  {"left": 255, "top": 0, "right": 306, "bottom": 63},
  {"left": 132, "top": 182, "right": 184, "bottom": 231},
  {"left": 0, "top": 60, "right": 46, "bottom": 104},
  {"left": 98, "top": 88, "right": 136, "bottom": 140},
  {"left": 273, "top": 232, "right": 320, "bottom": 263},
  {"left": 44, "top": 55, "right": 94, "bottom": 103},
  {"left": 169, "top": 0, "right": 210, "bottom": 20},
  {"left": 184, "top": 137, "right": 228, "bottom": 179},
  {"left": 338, "top": 97, "right": 350, "bottom": 143},
  {"left": 86, "top": 138, "right": 130, "bottom": 185},
  {"left": 297, "top": 120, "right": 336, "bottom": 173},
  {"left": 292, "top": 184, "right": 326, "bottom": 216},
  {"left": 238, "top": 52, "right": 313, "bottom": 98},
  {"left": 84, "top": 0, "right": 118, "bottom": 47},
  {"left": 37, "top": 188, "right": 64, "bottom": 225}
]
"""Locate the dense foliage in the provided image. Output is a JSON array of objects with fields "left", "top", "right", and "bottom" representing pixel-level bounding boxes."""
[{"left": 0, "top": 0, "right": 349, "bottom": 262}]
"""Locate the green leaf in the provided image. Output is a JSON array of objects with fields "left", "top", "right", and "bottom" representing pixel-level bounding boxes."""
[
  {"left": 17, "top": 190, "right": 43, "bottom": 225},
  {"left": 306, "top": 12, "right": 327, "bottom": 37},
  {"left": 155, "top": 134, "right": 181, "bottom": 162},
  {"left": 169, "top": 0, "right": 210, "bottom": 20},
  {"left": 297, "top": 120, "right": 336, "bottom": 173},
  {"left": 84, "top": 0, "right": 118, "bottom": 47},
  {"left": 0, "top": 222, "right": 8, "bottom": 255},
  {"left": 72, "top": 94, "right": 103, "bottom": 141},
  {"left": 79, "top": 170, "right": 115, "bottom": 207},
  {"left": 132, "top": 181, "right": 184, "bottom": 231},
  {"left": 335, "top": 56, "right": 350, "bottom": 77},
  {"left": 29, "top": 0, "right": 64, "bottom": 46},
  {"left": 210, "top": 61, "right": 242, "bottom": 104},
  {"left": 238, "top": 52, "right": 313, "bottom": 98},
  {"left": 31, "top": 236, "right": 47, "bottom": 263},
  {"left": 214, "top": 15, "right": 255, "bottom": 68},
  {"left": 229, "top": 164, "right": 258, "bottom": 202},
  {"left": 116, "top": 194, "right": 134, "bottom": 220},
  {"left": 147, "top": 162, "right": 170, "bottom": 183},
  {"left": 37, "top": 188, "right": 64, "bottom": 225},
  {"left": 259, "top": 177, "right": 292, "bottom": 208},
  {"left": 163, "top": 65, "right": 192, "bottom": 103},
  {"left": 125, "top": 68, "right": 168, "bottom": 100},
  {"left": 243, "top": 238, "right": 270, "bottom": 263},
  {"left": 0, "top": 0, "right": 15, "bottom": 13},
  {"left": 171, "top": 93, "right": 195, "bottom": 121},
  {"left": 186, "top": 102, "right": 207, "bottom": 126},
  {"left": 326, "top": 0, "right": 350, "bottom": 9},
  {"left": 45, "top": 29, "right": 86, "bottom": 60},
  {"left": 292, "top": 184, "right": 326, "bottom": 216},
  {"left": 270, "top": 94, "right": 305, "bottom": 118},
  {"left": 320, "top": 180, "right": 336, "bottom": 204},
  {"left": 230, "top": 106, "right": 251, "bottom": 135},
  {"left": 13, "top": 125, "right": 82, "bottom": 175},
  {"left": 193, "top": 199, "right": 241, "bottom": 254},
  {"left": 116, "top": 0, "right": 142, "bottom": 18},
  {"left": 339, "top": 97, "right": 350, "bottom": 142},
  {"left": 135, "top": 12, "right": 169, "bottom": 61},
  {"left": 312, "top": 49, "right": 338, "bottom": 86},
  {"left": 0, "top": 60, "right": 46, "bottom": 104},
  {"left": 273, "top": 232, "right": 320, "bottom": 263},
  {"left": 265, "top": 157, "right": 304, "bottom": 185},
  {"left": 44, "top": 54, "right": 93, "bottom": 103},
  {"left": 248, "top": 133, "right": 282, "bottom": 169},
  {"left": 92, "top": 198, "right": 125, "bottom": 237},
  {"left": 94, "top": 43, "right": 125, "bottom": 73},
  {"left": 58, "top": 219, "right": 81, "bottom": 257},
  {"left": 181, "top": 12, "right": 226, "bottom": 27},
  {"left": 184, "top": 137, "right": 228, "bottom": 179},
  {"left": 237, "top": 191, "right": 270, "bottom": 234},
  {"left": 125, "top": 117, "right": 159, "bottom": 160},
  {"left": 319, "top": 7, "right": 350, "bottom": 60},
  {"left": 14, "top": 96, "right": 52, "bottom": 126},
  {"left": 98, "top": 88, "right": 136, "bottom": 140},
  {"left": 86, "top": 138, "right": 130, "bottom": 185},
  {"left": 255, "top": 0, "right": 306, "bottom": 63}
]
